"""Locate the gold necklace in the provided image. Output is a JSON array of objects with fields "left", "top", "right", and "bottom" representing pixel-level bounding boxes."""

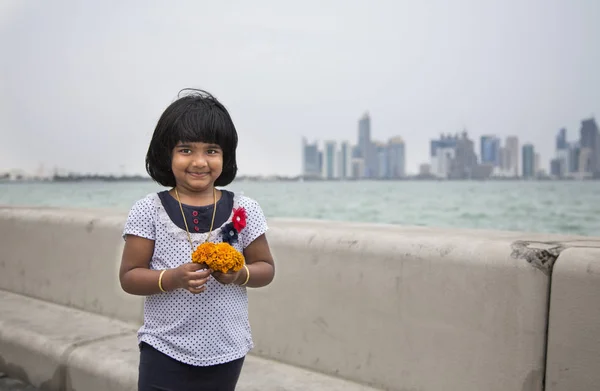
[{"left": 175, "top": 187, "right": 217, "bottom": 252}]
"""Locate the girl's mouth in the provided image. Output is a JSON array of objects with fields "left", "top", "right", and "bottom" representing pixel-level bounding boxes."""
[{"left": 187, "top": 172, "right": 209, "bottom": 178}]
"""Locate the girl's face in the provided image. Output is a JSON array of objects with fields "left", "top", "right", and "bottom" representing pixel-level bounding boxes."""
[{"left": 171, "top": 141, "right": 223, "bottom": 192}]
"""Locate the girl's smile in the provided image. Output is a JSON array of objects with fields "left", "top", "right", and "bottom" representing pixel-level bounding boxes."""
[{"left": 187, "top": 171, "right": 210, "bottom": 178}]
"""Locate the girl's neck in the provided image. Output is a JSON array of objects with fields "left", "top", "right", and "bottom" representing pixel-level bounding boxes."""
[{"left": 172, "top": 185, "right": 220, "bottom": 207}]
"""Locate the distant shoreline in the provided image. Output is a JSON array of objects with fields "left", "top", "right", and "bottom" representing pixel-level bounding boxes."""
[{"left": 1, "top": 175, "right": 599, "bottom": 183}]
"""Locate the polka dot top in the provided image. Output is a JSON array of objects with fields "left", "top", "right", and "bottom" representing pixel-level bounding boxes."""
[{"left": 122, "top": 190, "right": 268, "bottom": 366}]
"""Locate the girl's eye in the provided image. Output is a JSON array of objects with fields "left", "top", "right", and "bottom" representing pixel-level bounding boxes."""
[
  {"left": 179, "top": 148, "right": 192, "bottom": 154},
  {"left": 207, "top": 149, "right": 219, "bottom": 154}
]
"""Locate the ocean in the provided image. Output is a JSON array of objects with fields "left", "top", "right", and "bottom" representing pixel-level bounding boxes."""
[{"left": 1, "top": 180, "right": 598, "bottom": 237}]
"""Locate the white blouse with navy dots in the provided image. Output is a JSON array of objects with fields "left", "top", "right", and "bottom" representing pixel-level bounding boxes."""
[{"left": 123, "top": 191, "right": 268, "bottom": 366}]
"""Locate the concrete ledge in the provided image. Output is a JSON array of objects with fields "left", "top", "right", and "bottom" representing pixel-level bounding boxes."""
[
  {"left": 0, "top": 207, "right": 143, "bottom": 325},
  {"left": 0, "top": 290, "right": 381, "bottom": 391},
  {"left": 3, "top": 207, "right": 580, "bottom": 390},
  {"left": 545, "top": 247, "right": 600, "bottom": 391},
  {"left": 0, "top": 290, "right": 137, "bottom": 390}
]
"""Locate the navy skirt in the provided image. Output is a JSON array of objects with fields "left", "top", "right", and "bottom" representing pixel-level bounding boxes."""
[{"left": 138, "top": 342, "right": 245, "bottom": 391}]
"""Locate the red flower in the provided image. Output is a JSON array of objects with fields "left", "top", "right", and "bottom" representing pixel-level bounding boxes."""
[{"left": 232, "top": 207, "right": 247, "bottom": 232}]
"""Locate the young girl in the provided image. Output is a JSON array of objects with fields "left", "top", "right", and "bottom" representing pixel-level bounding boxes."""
[{"left": 119, "top": 89, "right": 275, "bottom": 391}]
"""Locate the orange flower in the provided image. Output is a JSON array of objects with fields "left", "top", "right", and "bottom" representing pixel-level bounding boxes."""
[{"left": 191, "top": 242, "right": 245, "bottom": 273}]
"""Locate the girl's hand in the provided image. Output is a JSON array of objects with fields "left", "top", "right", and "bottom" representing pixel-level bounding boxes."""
[
  {"left": 166, "top": 263, "right": 211, "bottom": 294},
  {"left": 212, "top": 268, "right": 244, "bottom": 285}
]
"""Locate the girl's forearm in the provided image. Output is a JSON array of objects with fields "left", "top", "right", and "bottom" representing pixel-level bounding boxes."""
[
  {"left": 238, "top": 261, "right": 274, "bottom": 288},
  {"left": 121, "top": 267, "right": 170, "bottom": 296}
]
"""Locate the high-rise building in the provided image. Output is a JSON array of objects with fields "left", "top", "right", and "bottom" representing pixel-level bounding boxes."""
[
  {"left": 302, "top": 138, "right": 321, "bottom": 179},
  {"left": 430, "top": 134, "right": 458, "bottom": 178},
  {"left": 556, "top": 128, "right": 568, "bottom": 150},
  {"left": 375, "top": 142, "right": 388, "bottom": 178},
  {"left": 568, "top": 143, "right": 580, "bottom": 173},
  {"left": 321, "top": 141, "right": 338, "bottom": 179},
  {"left": 580, "top": 118, "right": 599, "bottom": 174},
  {"left": 358, "top": 112, "right": 370, "bottom": 153},
  {"left": 505, "top": 136, "right": 519, "bottom": 177},
  {"left": 550, "top": 159, "right": 561, "bottom": 177},
  {"left": 449, "top": 131, "right": 478, "bottom": 179},
  {"left": 387, "top": 137, "right": 406, "bottom": 178},
  {"left": 352, "top": 158, "right": 365, "bottom": 179},
  {"left": 554, "top": 128, "right": 569, "bottom": 177},
  {"left": 480, "top": 136, "right": 501, "bottom": 166},
  {"left": 499, "top": 146, "right": 511, "bottom": 174},
  {"left": 357, "top": 112, "right": 375, "bottom": 177},
  {"left": 578, "top": 147, "right": 594, "bottom": 175},
  {"left": 522, "top": 144, "right": 535, "bottom": 178},
  {"left": 337, "top": 141, "right": 352, "bottom": 179}
]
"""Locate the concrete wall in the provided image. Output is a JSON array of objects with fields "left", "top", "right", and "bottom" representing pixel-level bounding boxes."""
[
  {"left": 545, "top": 246, "right": 600, "bottom": 390},
  {"left": 1, "top": 207, "right": 598, "bottom": 390},
  {"left": 0, "top": 207, "right": 143, "bottom": 325}
]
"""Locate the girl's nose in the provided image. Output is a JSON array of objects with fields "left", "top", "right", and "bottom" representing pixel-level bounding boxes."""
[{"left": 191, "top": 154, "right": 208, "bottom": 167}]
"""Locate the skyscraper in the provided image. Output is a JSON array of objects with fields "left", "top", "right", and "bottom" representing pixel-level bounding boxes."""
[
  {"left": 449, "top": 131, "right": 478, "bottom": 179},
  {"left": 505, "top": 136, "right": 519, "bottom": 177},
  {"left": 522, "top": 144, "right": 535, "bottom": 178},
  {"left": 322, "top": 141, "right": 337, "bottom": 179},
  {"left": 556, "top": 128, "right": 568, "bottom": 150},
  {"left": 337, "top": 141, "right": 352, "bottom": 179},
  {"left": 568, "top": 143, "right": 580, "bottom": 173},
  {"left": 480, "top": 136, "right": 500, "bottom": 166},
  {"left": 499, "top": 147, "right": 511, "bottom": 174},
  {"left": 430, "top": 134, "right": 458, "bottom": 178},
  {"left": 555, "top": 128, "right": 569, "bottom": 177},
  {"left": 302, "top": 138, "right": 321, "bottom": 179},
  {"left": 580, "top": 118, "right": 599, "bottom": 174},
  {"left": 357, "top": 112, "right": 372, "bottom": 177},
  {"left": 387, "top": 137, "right": 406, "bottom": 178},
  {"left": 375, "top": 142, "right": 388, "bottom": 178}
]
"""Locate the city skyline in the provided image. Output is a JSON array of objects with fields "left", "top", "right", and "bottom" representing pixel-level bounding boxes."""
[
  {"left": 4, "top": 114, "right": 599, "bottom": 181},
  {"left": 300, "top": 112, "right": 599, "bottom": 180}
]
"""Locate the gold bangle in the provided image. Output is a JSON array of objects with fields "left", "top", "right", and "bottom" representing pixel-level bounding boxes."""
[
  {"left": 241, "top": 265, "right": 250, "bottom": 286},
  {"left": 158, "top": 270, "right": 167, "bottom": 293}
]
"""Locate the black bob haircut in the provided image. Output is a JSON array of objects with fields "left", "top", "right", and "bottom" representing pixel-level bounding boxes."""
[{"left": 146, "top": 89, "right": 238, "bottom": 187}]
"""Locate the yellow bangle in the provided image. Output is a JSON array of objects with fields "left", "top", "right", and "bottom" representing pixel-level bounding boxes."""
[
  {"left": 241, "top": 265, "right": 250, "bottom": 286},
  {"left": 158, "top": 270, "right": 167, "bottom": 293}
]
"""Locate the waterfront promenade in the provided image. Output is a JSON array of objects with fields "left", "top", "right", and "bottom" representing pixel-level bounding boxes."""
[{"left": 1, "top": 206, "right": 600, "bottom": 390}]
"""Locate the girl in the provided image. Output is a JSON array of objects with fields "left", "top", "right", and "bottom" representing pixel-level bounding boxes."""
[{"left": 119, "top": 89, "right": 275, "bottom": 391}]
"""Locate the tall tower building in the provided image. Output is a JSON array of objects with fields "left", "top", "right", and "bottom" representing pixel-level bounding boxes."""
[
  {"left": 430, "top": 134, "right": 458, "bottom": 178},
  {"left": 580, "top": 118, "right": 599, "bottom": 174},
  {"left": 302, "top": 138, "right": 321, "bottom": 179},
  {"left": 374, "top": 142, "right": 388, "bottom": 178},
  {"left": 522, "top": 144, "right": 535, "bottom": 178},
  {"left": 556, "top": 128, "right": 568, "bottom": 150},
  {"left": 555, "top": 128, "right": 569, "bottom": 176},
  {"left": 357, "top": 112, "right": 376, "bottom": 177},
  {"left": 505, "top": 136, "right": 519, "bottom": 177},
  {"left": 387, "top": 137, "right": 406, "bottom": 178},
  {"left": 480, "top": 136, "right": 501, "bottom": 166},
  {"left": 337, "top": 141, "right": 352, "bottom": 179},
  {"left": 322, "top": 141, "right": 338, "bottom": 180}
]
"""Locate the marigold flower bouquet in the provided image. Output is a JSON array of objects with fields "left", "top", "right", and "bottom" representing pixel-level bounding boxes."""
[{"left": 191, "top": 207, "right": 247, "bottom": 273}]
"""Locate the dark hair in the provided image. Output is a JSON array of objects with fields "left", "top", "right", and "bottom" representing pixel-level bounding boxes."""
[{"left": 146, "top": 89, "right": 238, "bottom": 187}]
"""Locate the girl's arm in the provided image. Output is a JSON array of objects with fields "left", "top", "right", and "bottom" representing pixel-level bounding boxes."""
[
  {"left": 212, "top": 234, "right": 275, "bottom": 287},
  {"left": 239, "top": 233, "right": 275, "bottom": 287},
  {"left": 119, "top": 235, "right": 209, "bottom": 295}
]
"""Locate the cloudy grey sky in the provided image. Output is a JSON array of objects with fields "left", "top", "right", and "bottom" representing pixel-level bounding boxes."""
[{"left": 0, "top": 0, "right": 598, "bottom": 177}]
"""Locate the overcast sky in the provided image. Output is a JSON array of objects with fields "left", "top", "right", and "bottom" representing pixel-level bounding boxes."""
[{"left": 0, "top": 0, "right": 598, "bottom": 177}]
